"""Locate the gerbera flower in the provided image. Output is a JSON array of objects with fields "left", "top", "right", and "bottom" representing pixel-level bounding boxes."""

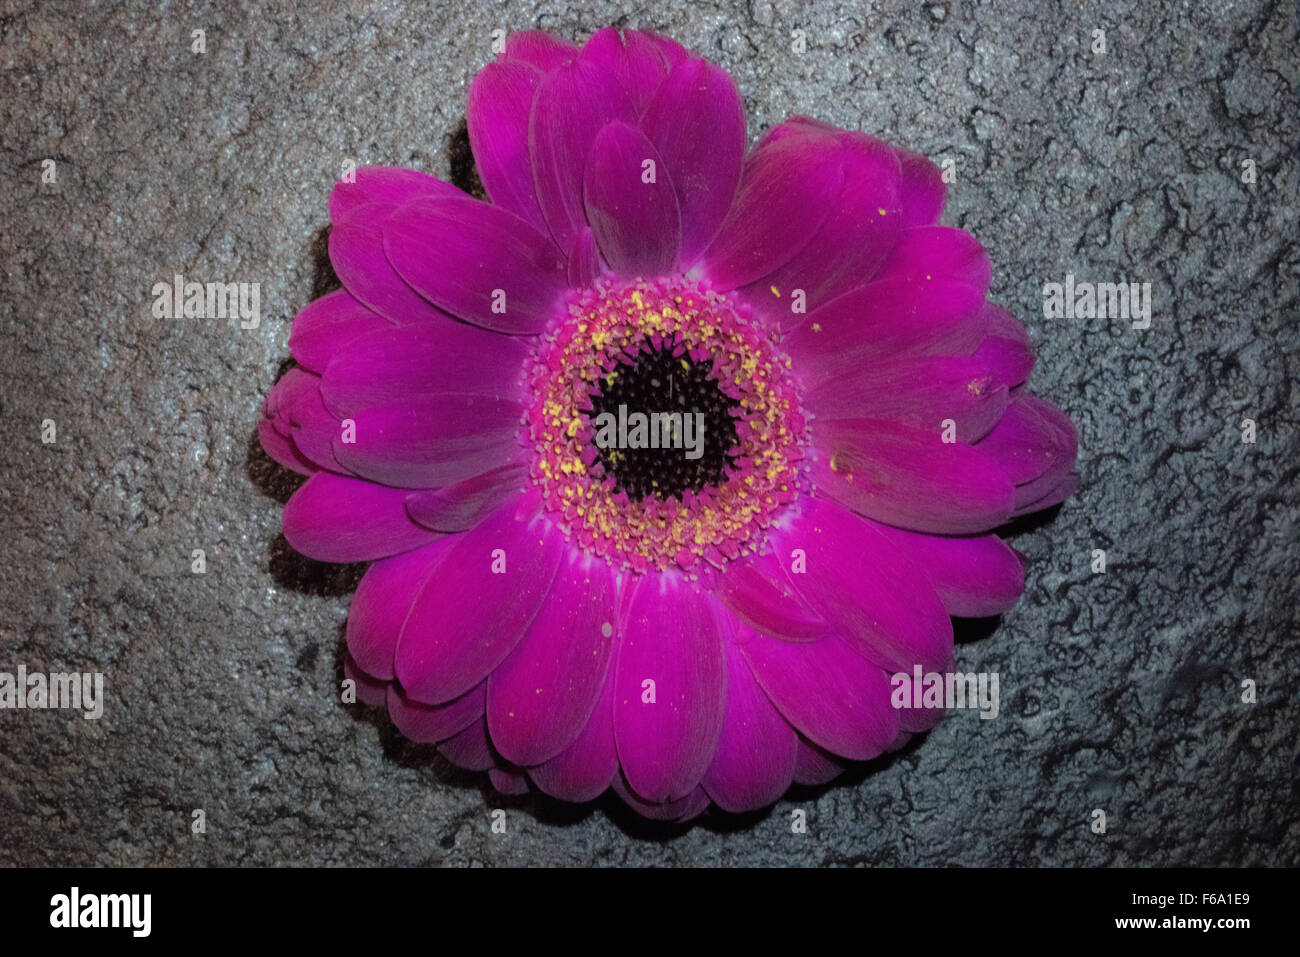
[{"left": 259, "top": 27, "right": 1078, "bottom": 821}]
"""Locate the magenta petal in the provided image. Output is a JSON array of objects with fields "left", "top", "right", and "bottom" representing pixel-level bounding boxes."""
[
  {"left": 394, "top": 503, "right": 563, "bottom": 704},
  {"left": 384, "top": 196, "right": 568, "bottom": 335},
  {"left": 329, "top": 204, "right": 452, "bottom": 325},
  {"left": 529, "top": 58, "right": 636, "bottom": 251},
  {"left": 614, "top": 577, "right": 726, "bottom": 803},
  {"left": 702, "top": 637, "right": 798, "bottom": 813},
  {"left": 976, "top": 393, "right": 1079, "bottom": 489},
  {"left": 612, "top": 776, "right": 711, "bottom": 822},
  {"left": 529, "top": 666, "right": 618, "bottom": 803},
  {"left": 566, "top": 226, "right": 605, "bottom": 288},
  {"left": 746, "top": 133, "right": 903, "bottom": 324},
  {"left": 344, "top": 653, "right": 389, "bottom": 707},
  {"left": 807, "top": 353, "right": 1010, "bottom": 443},
  {"left": 770, "top": 498, "right": 953, "bottom": 673},
  {"left": 783, "top": 278, "right": 988, "bottom": 389},
  {"left": 331, "top": 393, "right": 523, "bottom": 490},
  {"left": 974, "top": 304, "right": 1035, "bottom": 388},
  {"left": 405, "top": 465, "right": 528, "bottom": 532},
  {"left": 876, "top": 226, "right": 991, "bottom": 293},
  {"left": 387, "top": 680, "right": 485, "bottom": 744},
  {"left": 257, "top": 417, "right": 316, "bottom": 476},
  {"left": 489, "top": 767, "right": 531, "bottom": 796},
  {"left": 792, "top": 737, "right": 846, "bottom": 786},
  {"left": 329, "top": 166, "right": 460, "bottom": 223},
  {"left": 468, "top": 60, "right": 549, "bottom": 232},
  {"left": 639, "top": 57, "right": 745, "bottom": 264},
  {"left": 347, "top": 541, "right": 450, "bottom": 680},
  {"left": 1014, "top": 469, "right": 1080, "bottom": 516},
  {"left": 282, "top": 472, "right": 440, "bottom": 563},
  {"left": 502, "top": 30, "right": 578, "bottom": 72},
  {"left": 319, "top": 322, "right": 529, "bottom": 417},
  {"left": 272, "top": 368, "right": 351, "bottom": 473},
  {"left": 289, "top": 290, "right": 395, "bottom": 374},
  {"left": 871, "top": 523, "right": 1025, "bottom": 618},
  {"left": 896, "top": 148, "right": 946, "bottom": 228},
  {"left": 699, "top": 135, "right": 844, "bottom": 291},
  {"left": 811, "top": 418, "right": 1016, "bottom": 535},
  {"left": 713, "top": 549, "right": 829, "bottom": 641},
  {"left": 580, "top": 28, "right": 671, "bottom": 115},
  {"left": 583, "top": 121, "right": 681, "bottom": 276},
  {"left": 438, "top": 717, "right": 497, "bottom": 771},
  {"left": 738, "top": 631, "right": 900, "bottom": 761},
  {"left": 488, "top": 552, "right": 618, "bottom": 765}
]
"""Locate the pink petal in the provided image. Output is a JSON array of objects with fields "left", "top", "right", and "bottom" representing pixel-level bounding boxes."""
[
  {"left": 489, "top": 767, "right": 531, "bottom": 796},
  {"left": 282, "top": 471, "right": 440, "bottom": 563},
  {"left": 974, "top": 304, "right": 1035, "bottom": 388},
  {"left": 487, "top": 552, "right": 618, "bottom": 765},
  {"left": 702, "top": 636, "right": 798, "bottom": 812},
  {"left": 769, "top": 497, "right": 953, "bottom": 673},
  {"left": 870, "top": 524, "right": 1026, "bottom": 618},
  {"left": 394, "top": 503, "right": 564, "bottom": 704},
  {"left": 288, "top": 290, "right": 395, "bottom": 374},
  {"left": 387, "top": 680, "right": 485, "bottom": 744},
  {"left": 438, "top": 717, "right": 497, "bottom": 771},
  {"left": 329, "top": 166, "right": 460, "bottom": 223},
  {"left": 897, "top": 147, "right": 946, "bottom": 228},
  {"left": 468, "top": 60, "right": 549, "bottom": 232},
  {"left": 566, "top": 226, "right": 605, "bottom": 289},
  {"left": 875, "top": 225, "right": 991, "bottom": 294},
  {"left": 501, "top": 30, "right": 578, "bottom": 72},
  {"left": 583, "top": 121, "right": 681, "bottom": 276},
  {"left": 580, "top": 27, "right": 671, "bottom": 115},
  {"left": 792, "top": 738, "right": 846, "bottom": 786},
  {"left": 404, "top": 465, "right": 528, "bottom": 533},
  {"left": 811, "top": 418, "right": 1015, "bottom": 535},
  {"left": 384, "top": 196, "right": 568, "bottom": 335},
  {"left": 782, "top": 277, "right": 988, "bottom": 390},
  {"left": 639, "top": 57, "right": 745, "bottom": 264},
  {"left": 713, "top": 549, "right": 829, "bottom": 641},
  {"left": 257, "top": 417, "right": 316, "bottom": 476},
  {"left": 328, "top": 203, "right": 452, "bottom": 324},
  {"left": 738, "top": 630, "right": 900, "bottom": 761},
  {"left": 529, "top": 666, "right": 618, "bottom": 803},
  {"left": 614, "top": 576, "right": 726, "bottom": 803},
  {"left": 330, "top": 393, "right": 523, "bottom": 490},
  {"left": 319, "top": 321, "right": 529, "bottom": 417},
  {"left": 699, "top": 135, "right": 844, "bottom": 291},
  {"left": 612, "top": 776, "right": 711, "bottom": 822},
  {"left": 347, "top": 540, "right": 451, "bottom": 680},
  {"left": 529, "top": 57, "right": 636, "bottom": 252},
  {"left": 975, "top": 393, "right": 1078, "bottom": 491},
  {"left": 344, "top": 653, "right": 389, "bottom": 707}
]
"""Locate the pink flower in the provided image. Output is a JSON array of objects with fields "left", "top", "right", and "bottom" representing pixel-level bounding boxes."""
[{"left": 259, "top": 27, "right": 1078, "bottom": 821}]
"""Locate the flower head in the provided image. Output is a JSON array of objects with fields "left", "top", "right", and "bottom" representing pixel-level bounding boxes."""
[{"left": 260, "top": 27, "right": 1078, "bottom": 820}]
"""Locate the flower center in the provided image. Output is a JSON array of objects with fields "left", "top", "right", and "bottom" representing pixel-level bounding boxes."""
[{"left": 526, "top": 277, "right": 805, "bottom": 575}]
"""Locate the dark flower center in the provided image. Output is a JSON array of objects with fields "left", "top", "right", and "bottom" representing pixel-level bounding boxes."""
[{"left": 586, "top": 345, "right": 740, "bottom": 500}]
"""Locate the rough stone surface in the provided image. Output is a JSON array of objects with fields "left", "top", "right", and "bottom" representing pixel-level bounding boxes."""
[{"left": 1, "top": 0, "right": 1296, "bottom": 866}]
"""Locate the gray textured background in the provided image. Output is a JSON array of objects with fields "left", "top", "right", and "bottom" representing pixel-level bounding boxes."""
[{"left": 1, "top": 0, "right": 1297, "bottom": 866}]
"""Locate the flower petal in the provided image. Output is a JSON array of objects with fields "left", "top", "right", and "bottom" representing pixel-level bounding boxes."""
[
  {"left": 282, "top": 471, "right": 440, "bottom": 563},
  {"left": 384, "top": 196, "right": 568, "bottom": 334},
  {"left": 257, "top": 417, "right": 316, "bottom": 476},
  {"left": 870, "top": 524, "right": 1026, "bottom": 618},
  {"left": 395, "top": 503, "right": 564, "bottom": 704},
  {"left": 580, "top": 27, "right": 671, "bottom": 115},
  {"left": 529, "top": 666, "right": 618, "bottom": 803},
  {"left": 501, "top": 30, "right": 578, "bottom": 72},
  {"left": 792, "top": 737, "right": 846, "bottom": 786},
  {"left": 614, "top": 576, "right": 726, "bottom": 803},
  {"left": 404, "top": 465, "right": 528, "bottom": 533},
  {"left": 344, "top": 653, "right": 389, "bottom": 707},
  {"left": 331, "top": 393, "right": 523, "bottom": 490},
  {"left": 529, "top": 57, "right": 636, "bottom": 251},
  {"left": 329, "top": 166, "right": 460, "bottom": 222},
  {"left": 738, "top": 630, "right": 899, "bottom": 761},
  {"left": 438, "top": 717, "right": 497, "bottom": 771},
  {"left": 488, "top": 551, "right": 618, "bottom": 765},
  {"left": 975, "top": 393, "right": 1078, "bottom": 493},
  {"left": 346, "top": 540, "right": 451, "bottom": 680},
  {"left": 811, "top": 418, "right": 1016, "bottom": 535},
  {"left": 974, "top": 304, "right": 1035, "bottom": 388},
  {"left": 468, "top": 60, "right": 549, "bottom": 232},
  {"left": 702, "top": 636, "right": 798, "bottom": 813},
  {"left": 319, "top": 321, "right": 529, "bottom": 417},
  {"left": 713, "top": 549, "right": 829, "bottom": 641},
  {"left": 769, "top": 497, "right": 953, "bottom": 672},
  {"left": 328, "top": 203, "right": 452, "bottom": 324},
  {"left": 289, "top": 290, "right": 395, "bottom": 374},
  {"left": 386, "top": 680, "right": 485, "bottom": 744},
  {"left": 897, "top": 147, "right": 946, "bottom": 228},
  {"left": 583, "top": 121, "right": 681, "bottom": 276},
  {"left": 639, "top": 57, "right": 746, "bottom": 264},
  {"left": 699, "top": 135, "right": 844, "bottom": 291}
]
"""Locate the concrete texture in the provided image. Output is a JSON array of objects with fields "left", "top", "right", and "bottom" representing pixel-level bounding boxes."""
[{"left": 1, "top": 0, "right": 1296, "bottom": 866}]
